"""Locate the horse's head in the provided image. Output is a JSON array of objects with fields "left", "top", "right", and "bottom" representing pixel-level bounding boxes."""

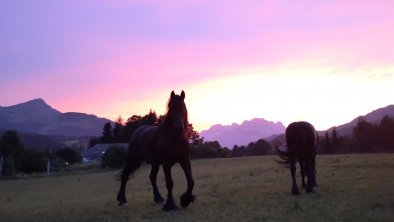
[{"left": 164, "top": 90, "right": 188, "bottom": 134}]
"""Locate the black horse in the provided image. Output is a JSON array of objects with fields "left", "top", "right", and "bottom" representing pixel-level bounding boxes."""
[
  {"left": 276, "top": 121, "right": 318, "bottom": 195},
  {"left": 116, "top": 90, "right": 195, "bottom": 211}
]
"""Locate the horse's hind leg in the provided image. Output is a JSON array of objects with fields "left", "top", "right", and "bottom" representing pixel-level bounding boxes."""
[
  {"left": 305, "top": 157, "right": 316, "bottom": 193},
  {"left": 150, "top": 163, "right": 164, "bottom": 203},
  {"left": 299, "top": 162, "right": 306, "bottom": 188},
  {"left": 117, "top": 158, "right": 142, "bottom": 206},
  {"left": 290, "top": 158, "right": 300, "bottom": 195},
  {"left": 117, "top": 164, "right": 131, "bottom": 206}
]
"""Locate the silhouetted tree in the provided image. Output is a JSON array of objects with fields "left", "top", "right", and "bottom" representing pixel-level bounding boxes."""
[
  {"left": 232, "top": 145, "right": 246, "bottom": 157},
  {"left": 199, "top": 141, "right": 221, "bottom": 158},
  {"left": 0, "top": 130, "right": 24, "bottom": 175},
  {"left": 122, "top": 111, "right": 158, "bottom": 142},
  {"left": 330, "top": 127, "right": 342, "bottom": 153},
  {"left": 113, "top": 116, "right": 125, "bottom": 143},
  {"left": 376, "top": 115, "right": 394, "bottom": 152},
  {"left": 188, "top": 124, "right": 202, "bottom": 145},
  {"left": 157, "top": 115, "right": 165, "bottom": 125},
  {"left": 0, "top": 130, "right": 24, "bottom": 160},
  {"left": 88, "top": 136, "right": 100, "bottom": 148},
  {"left": 331, "top": 127, "right": 339, "bottom": 144},
  {"left": 19, "top": 149, "right": 47, "bottom": 173},
  {"left": 56, "top": 148, "right": 80, "bottom": 164},
  {"left": 123, "top": 115, "right": 142, "bottom": 142},
  {"left": 245, "top": 139, "right": 272, "bottom": 156},
  {"left": 144, "top": 110, "right": 158, "bottom": 125},
  {"left": 324, "top": 131, "right": 332, "bottom": 154},
  {"left": 353, "top": 117, "right": 375, "bottom": 153},
  {"left": 218, "top": 147, "right": 231, "bottom": 158},
  {"left": 101, "top": 122, "right": 113, "bottom": 143},
  {"left": 2, "top": 156, "right": 16, "bottom": 176},
  {"left": 190, "top": 140, "right": 231, "bottom": 159}
]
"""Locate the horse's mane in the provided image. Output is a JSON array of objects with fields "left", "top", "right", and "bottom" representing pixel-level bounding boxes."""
[{"left": 162, "top": 93, "right": 189, "bottom": 134}]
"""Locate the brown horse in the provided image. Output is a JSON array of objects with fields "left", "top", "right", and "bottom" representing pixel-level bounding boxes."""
[
  {"left": 276, "top": 121, "right": 318, "bottom": 194},
  {"left": 116, "top": 91, "right": 195, "bottom": 211}
]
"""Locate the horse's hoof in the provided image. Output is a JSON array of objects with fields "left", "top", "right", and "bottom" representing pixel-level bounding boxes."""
[
  {"left": 307, "top": 188, "right": 315, "bottom": 193},
  {"left": 162, "top": 199, "right": 178, "bottom": 211},
  {"left": 154, "top": 195, "right": 165, "bottom": 204},
  {"left": 180, "top": 193, "right": 195, "bottom": 208},
  {"left": 117, "top": 193, "right": 127, "bottom": 206},
  {"left": 118, "top": 200, "right": 127, "bottom": 206},
  {"left": 292, "top": 189, "right": 301, "bottom": 195}
]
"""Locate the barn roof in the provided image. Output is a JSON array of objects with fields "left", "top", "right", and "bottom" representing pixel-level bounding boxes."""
[{"left": 81, "top": 143, "right": 128, "bottom": 160}]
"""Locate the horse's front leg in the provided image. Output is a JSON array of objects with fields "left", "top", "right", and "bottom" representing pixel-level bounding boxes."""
[
  {"left": 150, "top": 163, "right": 164, "bottom": 203},
  {"left": 180, "top": 159, "right": 195, "bottom": 208},
  {"left": 162, "top": 163, "right": 177, "bottom": 211}
]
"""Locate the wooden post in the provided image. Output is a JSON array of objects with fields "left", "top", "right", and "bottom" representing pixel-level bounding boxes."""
[
  {"left": 47, "top": 160, "right": 51, "bottom": 175},
  {"left": 0, "top": 155, "right": 3, "bottom": 176}
]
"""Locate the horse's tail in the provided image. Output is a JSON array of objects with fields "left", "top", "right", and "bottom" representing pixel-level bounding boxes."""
[
  {"left": 114, "top": 169, "right": 123, "bottom": 181},
  {"left": 314, "top": 131, "right": 319, "bottom": 152},
  {"left": 114, "top": 167, "right": 128, "bottom": 181},
  {"left": 114, "top": 134, "right": 143, "bottom": 181},
  {"left": 114, "top": 156, "right": 142, "bottom": 181},
  {"left": 275, "top": 143, "right": 290, "bottom": 166}
]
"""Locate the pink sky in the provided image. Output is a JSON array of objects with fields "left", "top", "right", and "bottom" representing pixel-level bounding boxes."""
[{"left": 1, "top": 0, "right": 394, "bottom": 131}]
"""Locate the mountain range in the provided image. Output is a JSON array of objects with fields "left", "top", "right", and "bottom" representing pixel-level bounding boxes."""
[
  {"left": 200, "top": 118, "right": 286, "bottom": 148},
  {"left": 0, "top": 98, "right": 111, "bottom": 137},
  {"left": 200, "top": 105, "right": 394, "bottom": 148}
]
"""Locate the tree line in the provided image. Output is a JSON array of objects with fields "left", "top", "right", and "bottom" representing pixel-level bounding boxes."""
[
  {"left": 97, "top": 112, "right": 394, "bottom": 167},
  {"left": 2, "top": 111, "right": 392, "bottom": 174},
  {"left": 320, "top": 115, "right": 394, "bottom": 154}
]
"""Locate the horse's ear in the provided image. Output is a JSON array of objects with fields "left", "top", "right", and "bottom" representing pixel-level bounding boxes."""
[
  {"left": 181, "top": 90, "right": 185, "bottom": 99},
  {"left": 171, "top": 91, "right": 175, "bottom": 99}
]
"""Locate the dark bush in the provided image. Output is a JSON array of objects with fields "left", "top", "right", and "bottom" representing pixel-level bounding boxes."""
[
  {"left": 2, "top": 156, "right": 16, "bottom": 176},
  {"left": 19, "top": 149, "right": 48, "bottom": 174},
  {"left": 56, "top": 148, "right": 80, "bottom": 164},
  {"left": 101, "top": 146, "right": 126, "bottom": 168}
]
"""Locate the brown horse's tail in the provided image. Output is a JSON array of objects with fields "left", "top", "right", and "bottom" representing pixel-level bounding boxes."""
[{"left": 275, "top": 143, "right": 290, "bottom": 166}]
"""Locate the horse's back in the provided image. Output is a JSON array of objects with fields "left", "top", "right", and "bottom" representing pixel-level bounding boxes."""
[
  {"left": 286, "top": 121, "right": 317, "bottom": 154},
  {"left": 128, "top": 125, "right": 159, "bottom": 161}
]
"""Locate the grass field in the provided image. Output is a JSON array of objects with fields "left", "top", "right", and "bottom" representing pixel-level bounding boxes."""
[{"left": 0, "top": 154, "right": 393, "bottom": 222}]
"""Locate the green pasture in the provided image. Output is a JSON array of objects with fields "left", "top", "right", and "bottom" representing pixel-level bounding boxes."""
[{"left": 0, "top": 154, "right": 393, "bottom": 222}]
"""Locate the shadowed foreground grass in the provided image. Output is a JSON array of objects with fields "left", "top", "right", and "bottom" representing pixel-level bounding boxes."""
[{"left": 0, "top": 154, "right": 393, "bottom": 222}]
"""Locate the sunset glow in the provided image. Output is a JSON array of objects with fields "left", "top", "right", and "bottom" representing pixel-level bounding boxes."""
[{"left": 1, "top": 0, "right": 393, "bottom": 132}]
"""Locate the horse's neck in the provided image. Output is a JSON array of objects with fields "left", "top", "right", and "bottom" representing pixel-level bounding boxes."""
[{"left": 158, "top": 124, "right": 187, "bottom": 140}]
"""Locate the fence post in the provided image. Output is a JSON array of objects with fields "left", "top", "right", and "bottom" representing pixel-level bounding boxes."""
[
  {"left": 0, "top": 155, "right": 3, "bottom": 176},
  {"left": 47, "top": 160, "right": 51, "bottom": 175}
]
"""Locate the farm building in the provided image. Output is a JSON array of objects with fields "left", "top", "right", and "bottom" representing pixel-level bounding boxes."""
[{"left": 82, "top": 143, "right": 128, "bottom": 163}]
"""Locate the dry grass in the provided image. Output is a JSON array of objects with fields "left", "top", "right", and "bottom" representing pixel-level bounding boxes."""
[{"left": 0, "top": 154, "right": 393, "bottom": 222}]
